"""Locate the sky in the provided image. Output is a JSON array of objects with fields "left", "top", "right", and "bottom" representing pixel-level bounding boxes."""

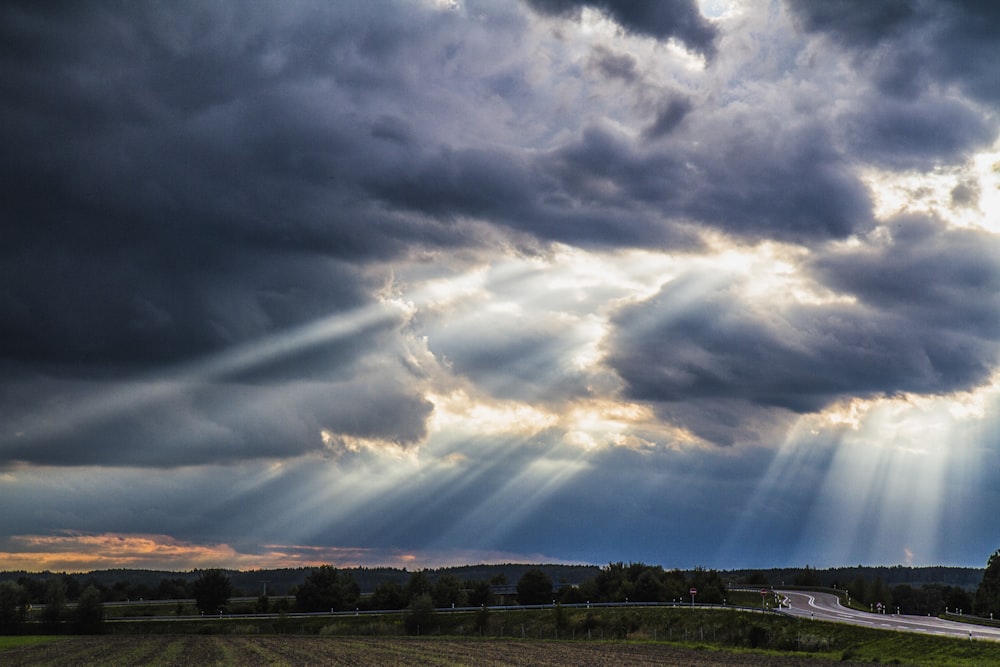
[{"left": 2, "top": 0, "right": 999, "bottom": 574}]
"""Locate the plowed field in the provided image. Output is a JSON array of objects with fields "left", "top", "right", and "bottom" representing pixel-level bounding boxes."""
[{"left": 0, "top": 636, "right": 867, "bottom": 666}]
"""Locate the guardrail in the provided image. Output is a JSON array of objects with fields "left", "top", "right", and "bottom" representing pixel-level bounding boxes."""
[{"left": 103, "top": 600, "right": 779, "bottom": 623}]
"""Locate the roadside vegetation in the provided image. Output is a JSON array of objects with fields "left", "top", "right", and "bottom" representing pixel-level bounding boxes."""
[
  {"left": 2, "top": 614, "right": 1000, "bottom": 666},
  {"left": 1, "top": 551, "right": 999, "bottom": 664}
]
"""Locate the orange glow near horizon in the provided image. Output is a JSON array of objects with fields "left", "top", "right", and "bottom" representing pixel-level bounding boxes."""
[
  {"left": 0, "top": 532, "right": 579, "bottom": 573},
  {"left": 0, "top": 533, "right": 330, "bottom": 573}
]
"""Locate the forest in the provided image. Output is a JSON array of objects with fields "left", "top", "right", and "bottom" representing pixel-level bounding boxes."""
[{"left": 2, "top": 555, "right": 999, "bottom": 636}]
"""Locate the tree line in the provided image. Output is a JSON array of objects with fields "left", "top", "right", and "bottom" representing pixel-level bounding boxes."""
[{"left": 3, "top": 551, "right": 1000, "bottom": 634}]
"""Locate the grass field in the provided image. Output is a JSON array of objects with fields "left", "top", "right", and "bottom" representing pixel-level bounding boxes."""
[
  {"left": 0, "top": 635, "right": 876, "bottom": 666},
  {"left": 0, "top": 636, "right": 67, "bottom": 650},
  {"left": 2, "top": 631, "right": 1000, "bottom": 666},
  {"left": 5, "top": 606, "right": 1000, "bottom": 665}
]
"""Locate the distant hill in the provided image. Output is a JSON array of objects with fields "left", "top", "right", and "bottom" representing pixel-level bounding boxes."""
[
  {"left": 0, "top": 563, "right": 982, "bottom": 598},
  {"left": 0, "top": 563, "right": 601, "bottom": 597},
  {"left": 723, "top": 565, "right": 983, "bottom": 591}
]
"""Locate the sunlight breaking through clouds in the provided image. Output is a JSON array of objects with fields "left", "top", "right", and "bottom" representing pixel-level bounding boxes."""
[
  {"left": 4, "top": 0, "right": 1000, "bottom": 572},
  {"left": 863, "top": 142, "right": 1000, "bottom": 233},
  {"left": 778, "top": 379, "right": 996, "bottom": 567}
]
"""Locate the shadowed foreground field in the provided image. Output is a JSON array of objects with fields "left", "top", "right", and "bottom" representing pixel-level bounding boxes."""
[{"left": 0, "top": 636, "right": 872, "bottom": 666}]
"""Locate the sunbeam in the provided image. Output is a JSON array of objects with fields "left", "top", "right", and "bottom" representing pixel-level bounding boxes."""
[
  {"left": 428, "top": 445, "right": 591, "bottom": 553},
  {"left": 3, "top": 298, "right": 408, "bottom": 457},
  {"left": 789, "top": 386, "right": 995, "bottom": 566}
]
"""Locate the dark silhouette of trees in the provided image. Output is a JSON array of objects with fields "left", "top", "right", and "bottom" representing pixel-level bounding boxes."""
[
  {"left": 192, "top": 570, "right": 233, "bottom": 614},
  {"left": 371, "top": 580, "right": 407, "bottom": 610},
  {"left": 156, "top": 577, "right": 191, "bottom": 600},
  {"left": 432, "top": 573, "right": 467, "bottom": 608},
  {"left": 516, "top": 568, "right": 553, "bottom": 605},
  {"left": 74, "top": 585, "right": 104, "bottom": 634},
  {"left": 974, "top": 549, "right": 1000, "bottom": 617},
  {"left": 405, "top": 571, "right": 433, "bottom": 601},
  {"left": 689, "top": 566, "right": 726, "bottom": 604},
  {"left": 0, "top": 581, "right": 28, "bottom": 634},
  {"left": 580, "top": 561, "right": 628, "bottom": 601},
  {"left": 575, "top": 562, "right": 724, "bottom": 604},
  {"left": 848, "top": 575, "right": 867, "bottom": 604},
  {"left": 295, "top": 565, "right": 359, "bottom": 612},
  {"left": 404, "top": 593, "right": 436, "bottom": 634},
  {"left": 633, "top": 568, "right": 668, "bottom": 602},
  {"left": 793, "top": 565, "right": 822, "bottom": 586},
  {"left": 465, "top": 578, "right": 494, "bottom": 607},
  {"left": 42, "top": 577, "right": 66, "bottom": 628}
]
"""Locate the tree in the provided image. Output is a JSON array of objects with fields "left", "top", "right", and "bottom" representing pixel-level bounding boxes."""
[
  {"left": 516, "top": 568, "right": 553, "bottom": 605},
  {"left": 793, "top": 565, "right": 822, "bottom": 587},
  {"left": 404, "top": 571, "right": 433, "bottom": 602},
  {"left": 0, "top": 581, "right": 28, "bottom": 634},
  {"left": 464, "top": 579, "right": 494, "bottom": 607},
  {"left": 974, "top": 549, "right": 1000, "bottom": 617},
  {"left": 870, "top": 576, "right": 893, "bottom": 612},
  {"left": 192, "top": 570, "right": 233, "bottom": 614},
  {"left": 43, "top": 576, "right": 66, "bottom": 628},
  {"left": 848, "top": 575, "right": 867, "bottom": 605},
  {"left": 946, "top": 586, "right": 972, "bottom": 614},
  {"left": 371, "top": 581, "right": 407, "bottom": 610},
  {"left": 432, "top": 573, "right": 466, "bottom": 608},
  {"left": 743, "top": 571, "right": 770, "bottom": 586},
  {"left": 689, "top": 567, "right": 726, "bottom": 604},
  {"left": 295, "top": 565, "right": 359, "bottom": 612},
  {"left": 589, "top": 562, "right": 629, "bottom": 602},
  {"left": 74, "top": 585, "right": 104, "bottom": 634},
  {"left": 156, "top": 577, "right": 191, "bottom": 600},
  {"left": 404, "top": 593, "right": 436, "bottom": 635},
  {"left": 633, "top": 569, "right": 668, "bottom": 602}
]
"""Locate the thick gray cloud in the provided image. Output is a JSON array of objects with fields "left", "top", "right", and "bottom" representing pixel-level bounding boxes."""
[
  {"left": 809, "top": 215, "right": 1000, "bottom": 341},
  {"left": 607, "top": 216, "right": 1000, "bottom": 441},
  {"left": 523, "top": 0, "right": 717, "bottom": 56},
  {"left": 543, "top": 120, "right": 874, "bottom": 243},
  {"left": 787, "top": 0, "right": 1000, "bottom": 103},
  {"left": 839, "top": 95, "right": 995, "bottom": 169},
  {"left": 1, "top": 0, "right": 1000, "bottom": 571},
  {"left": 785, "top": 0, "right": 919, "bottom": 47}
]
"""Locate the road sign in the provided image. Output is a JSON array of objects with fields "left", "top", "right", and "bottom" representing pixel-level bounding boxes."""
[
  {"left": 761, "top": 589, "right": 768, "bottom": 595},
  {"left": 689, "top": 588, "right": 697, "bottom": 595}
]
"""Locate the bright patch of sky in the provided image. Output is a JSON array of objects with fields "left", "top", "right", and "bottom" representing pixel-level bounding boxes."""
[{"left": 2, "top": 0, "right": 1000, "bottom": 573}]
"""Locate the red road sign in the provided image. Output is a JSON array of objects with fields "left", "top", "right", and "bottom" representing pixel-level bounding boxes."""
[
  {"left": 761, "top": 589, "right": 768, "bottom": 595},
  {"left": 689, "top": 588, "right": 697, "bottom": 595}
]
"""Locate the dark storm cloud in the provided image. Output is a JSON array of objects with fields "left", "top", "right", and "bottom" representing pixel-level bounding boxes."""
[
  {"left": 588, "top": 45, "right": 638, "bottom": 83},
  {"left": 606, "top": 216, "right": 1000, "bottom": 438},
  {"left": 365, "top": 139, "right": 702, "bottom": 249},
  {"left": 787, "top": 0, "right": 1000, "bottom": 103},
  {"left": 1, "top": 371, "right": 433, "bottom": 468},
  {"left": 2, "top": 0, "right": 1000, "bottom": 572},
  {"left": 808, "top": 215, "right": 1000, "bottom": 342},
  {"left": 785, "top": 0, "right": 919, "bottom": 47},
  {"left": 522, "top": 0, "right": 717, "bottom": 57},
  {"left": 544, "top": 120, "right": 873, "bottom": 243},
  {"left": 788, "top": 1, "right": 999, "bottom": 171},
  {"left": 0, "top": 1, "right": 493, "bottom": 464},
  {"left": 643, "top": 95, "right": 693, "bottom": 140},
  {"left": 1, "top": 2, "right": 390, "bottom": 367},
  {"left": 0, "top": 0, "right": 539, "bottom": 338},
  {"left": 838, "top": 95, "right": 995, "bottom": 169}
]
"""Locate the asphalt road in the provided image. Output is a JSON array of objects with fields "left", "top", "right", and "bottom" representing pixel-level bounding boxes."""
[{"left": 777, "top": 590, "right": 1000, "bottom": 642}]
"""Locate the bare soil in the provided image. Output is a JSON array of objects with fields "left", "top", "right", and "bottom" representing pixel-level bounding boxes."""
[{"left": 0, "top": 635, "right": 872, "bottom": 666}]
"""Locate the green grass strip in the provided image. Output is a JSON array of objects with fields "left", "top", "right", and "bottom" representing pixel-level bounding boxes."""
[{"left": 0, "top": 636, "right": 69, "bottom": 649}]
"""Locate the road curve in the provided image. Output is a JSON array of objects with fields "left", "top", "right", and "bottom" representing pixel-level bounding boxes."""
[{"left": 776, "top": 590, "right": 1000, "bottom": 643}]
